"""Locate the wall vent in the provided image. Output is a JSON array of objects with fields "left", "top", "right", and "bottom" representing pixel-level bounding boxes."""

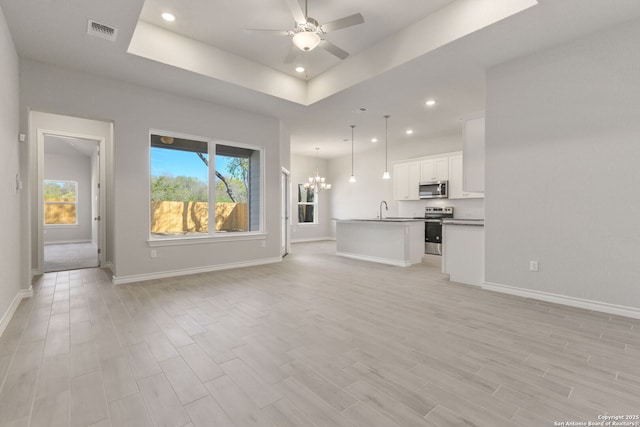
[{"left": 87, "top": 19, "right": 118, "bottom": 42}]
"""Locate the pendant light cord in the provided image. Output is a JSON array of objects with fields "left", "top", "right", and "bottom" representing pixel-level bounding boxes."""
[
  {"left": 384, "top": 115, "right": 390, "bottom": 172},
  {"left": 351, "top": 125, "right": 355, "bottom": 176}
]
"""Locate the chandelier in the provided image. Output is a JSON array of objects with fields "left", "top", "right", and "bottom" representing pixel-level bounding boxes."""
[{"left": 304, "top": 148, "right": 331, "bottom": 192}]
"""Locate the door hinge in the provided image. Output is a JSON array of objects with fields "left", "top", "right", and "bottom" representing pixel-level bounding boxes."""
[
  {"left": 97, "top": 248, "right": 101, "bottom": 254},
  {"left": 95, "top": 216, "right": 101, "bottom": 221},
  {"left": 97, "top": 183, "right": 101, "bottom": 189}
]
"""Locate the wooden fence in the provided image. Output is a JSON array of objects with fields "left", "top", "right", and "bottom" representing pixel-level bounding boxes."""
[
  {"left": 151, "top": 201, "right": 248, "bottom": 234},
  {"left": 44, "top": 204, "right": 76, "bottom": 224}
]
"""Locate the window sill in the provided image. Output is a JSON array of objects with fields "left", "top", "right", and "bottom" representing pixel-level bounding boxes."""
[
  {"left": 297, "top": 223, "right": 319, "bottom": 227},
  {"left": 147, "top": 232, "right": 267, "bottom": 247}
]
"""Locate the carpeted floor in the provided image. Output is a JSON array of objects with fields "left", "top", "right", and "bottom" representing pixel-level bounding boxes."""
[{"left": 44, "top": 242, "right": 99, "bottom": 272}]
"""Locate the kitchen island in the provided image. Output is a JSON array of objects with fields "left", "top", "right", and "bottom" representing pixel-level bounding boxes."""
[{"left": 334, "top": 218, "right": 424, "bottom": 267}]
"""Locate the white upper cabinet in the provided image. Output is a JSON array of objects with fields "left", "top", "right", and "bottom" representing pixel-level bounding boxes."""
[
  {"left": 462, "top": 113, "right": 485, "bottom": 193},
  {"left": 420, "top": 157, "right": 449, "bottom": 182},
  {"left": 448, "top": 154, "right": 484, "bottom": 199},
  {"left": 394, "top": 161, "right": 420, "bottom": 200}
]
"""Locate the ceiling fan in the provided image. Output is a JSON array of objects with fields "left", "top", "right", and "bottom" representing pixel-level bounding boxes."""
[{"left": 245, "top": 0, "right": 364, "bottom": 62}]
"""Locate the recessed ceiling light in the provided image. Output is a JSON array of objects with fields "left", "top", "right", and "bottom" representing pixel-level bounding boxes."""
[
  {"left": 406, "top": 129, "right": 414, "bottom": 135},
  {"left": 425, "top": 99, "right": 437, "bottom": 106},
  {"left": 161, "top": 12, "right": 175, "bottom": 22},
  {"left": 371, "top": 138, "right": 378, "bottom": 143},
  {"left": 295, "top": 66, "right": 305, "bottom": 73}
]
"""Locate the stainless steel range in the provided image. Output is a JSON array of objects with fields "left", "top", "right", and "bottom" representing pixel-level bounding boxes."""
[{"left": 424, "top": 207, "right": 454, "bottom": 255}]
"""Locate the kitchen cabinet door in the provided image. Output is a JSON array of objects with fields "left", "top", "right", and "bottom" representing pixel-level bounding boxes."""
[
  {"left": 462, "top": 114, "right": 485, "bottom": 192},
  {"left": 420, "top": 157, "right": 449, "bottom": 182},
  {"left": 394, "top": 161, "right": 420, "bottom": 200},
  {"left": 448, "top": 155, "right": 484, "bottom": 199}
]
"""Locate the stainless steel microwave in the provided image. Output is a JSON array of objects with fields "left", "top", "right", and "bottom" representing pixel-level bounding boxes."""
[{"left": 418, "top": 181, "right": 448, "bottom": 199}]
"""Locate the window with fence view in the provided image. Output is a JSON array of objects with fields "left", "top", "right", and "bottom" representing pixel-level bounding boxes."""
[
  {"left": 44, "top": 180, "right": 78, "bottom": 225},
  {"left": 150, "top": 133, "right": 261, "bottom": 238}
]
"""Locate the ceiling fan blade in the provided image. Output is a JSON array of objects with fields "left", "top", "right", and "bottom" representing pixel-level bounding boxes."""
[
  {"left": 284, "top": 0, "right": 306, "bottom": 23},
  {"left": 319, "top": 39, "right": 349, "bottom": 60},
  {"left": 244, "top": 28, "right": 291, "bottom": 36},
  {"left": 284, "top": 45, "right": 299, "bottom": 64},
  {"left": 321, "top": 13, "right": 364, "bottom": 33}
]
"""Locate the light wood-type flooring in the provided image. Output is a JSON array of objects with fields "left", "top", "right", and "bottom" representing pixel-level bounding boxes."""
[{"left": 1, "top": 241, "right": 639, "bottom": 426}]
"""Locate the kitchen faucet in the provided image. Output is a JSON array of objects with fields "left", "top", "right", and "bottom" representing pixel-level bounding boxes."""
[{"left": 379, "top": 200, "right": 388, "bottom": 219}]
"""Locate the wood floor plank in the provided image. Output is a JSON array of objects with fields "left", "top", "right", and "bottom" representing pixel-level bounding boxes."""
[
  {"left": 184, "top": 395, "right": 234, "bottom": 427},
  {"left": 345, "top": 380, "right": 436, "bottom": 427},
  {"left": 158, "top": 356, "right": 208, "bottom": 404},
  {"left": 100, "top": 355, "right": 138, "bottom": 402},
  {"left": 204, "top": 375, "right": 265, "bottom": 427},
  {"left": 176, "top": 343, "right": 224, "bottom": 383},
  {"left": 126, "top": 342, "right": 162, "bottom": 380},
  {"left": 272, "top": 376, "right": 357, "bottom": 427},
  {"left": 342, "top": 401, "right": 402, "bottom": 427},
  {"left": 70, "top": 370, "right": 109, "bottom": 427},
  {"left": 108, "top": 393, "right": 153, "bottom": 427},
  {"left": 137, "top": 372, "right": 190, "bottom": 427},
  {"left": 31, "top": 390, "right": 70, "bottom": 427},
  {"left": 219, "top": 358, "right": 282, "bottom": 408}
]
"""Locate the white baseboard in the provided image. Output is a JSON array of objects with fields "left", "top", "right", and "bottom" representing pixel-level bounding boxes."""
[
  {"left": 105, "top": 262, "right": 115, "bottom": 273},
  {"left": 0, "top": 287, "right": 33, "bottom": 338},
  {"left": 112, "top": 257, "right": 282, "bottom": 285},
  {"left": 336, "top": 252, "right": 411, "bottom": 267},
  {"left": 483, "top": 281, "right": 640, "bottom": 320},
  {"left": 44, "top": 239, "right": 92, "bottom": 245},
  {"left": 291, "top": 237, "right": 335, "bottom": 243}
]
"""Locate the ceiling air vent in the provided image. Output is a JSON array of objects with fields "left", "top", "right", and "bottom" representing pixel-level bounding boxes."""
[{"left": 87, "top": 19, "right": 118, "bottom": 42}]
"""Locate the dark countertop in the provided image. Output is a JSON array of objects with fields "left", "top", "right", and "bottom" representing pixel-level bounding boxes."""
[{"left": 442, "top": 219, "right": 485, "bottom": 226}]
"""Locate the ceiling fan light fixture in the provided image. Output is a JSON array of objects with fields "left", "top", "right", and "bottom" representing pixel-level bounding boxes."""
[
  {"left": 161, "top": 12, "right": 175, "bottom": 22},
  {"left": 293, "top": 31, "right": 321, "bottom": 51}
]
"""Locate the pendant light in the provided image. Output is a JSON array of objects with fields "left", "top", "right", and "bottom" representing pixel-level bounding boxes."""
[
  {"left": 304, "top": 148, "right": 331, "bottom": 192},
  {"left": 349, "top": 125, "right": 356, "bottom": 183},
  {"left": 382, "top": 115, "right": 391, "bottom": 180}
]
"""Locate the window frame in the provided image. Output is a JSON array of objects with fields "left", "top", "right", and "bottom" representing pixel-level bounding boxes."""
[
  {"left": 148, "top": 129, "right": 266, "bottom": 246},
  {"left": 297, "top": 184, "right": 318, "bottom": 225},
  {"left": 43, "top": 179, "right": 79, "bottom": 227}
]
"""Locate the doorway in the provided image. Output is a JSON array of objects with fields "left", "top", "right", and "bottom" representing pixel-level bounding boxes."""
[
  {"left": 30, "top": 111, "right": 111, "bottom": 275},
  {"left": 43, "top": 135, "right": 100, "bottom": 272}
]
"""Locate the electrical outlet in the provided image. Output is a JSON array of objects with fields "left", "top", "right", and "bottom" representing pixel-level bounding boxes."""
[
  {"left": 150, "top": 249, "right": 157, "bottom": 258},
  {"left": 530, "top": 260, "right": 539, "bottom": 272},
  {"left": 261, "top": 241, "right": 266, "bottom": 248}
]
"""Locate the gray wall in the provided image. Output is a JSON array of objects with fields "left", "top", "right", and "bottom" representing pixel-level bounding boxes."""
[
  {"left": 19, "top": 59, "right": 284, "bottom": 281},
  {"left": 0, "top": 6, "right": 22, "bottom": 328},
  {"left": 485, "top": 18, "right": 640, "bottom": 309},
  {"left": 43, "top": 150, "right": 92, "bottom": 244}
]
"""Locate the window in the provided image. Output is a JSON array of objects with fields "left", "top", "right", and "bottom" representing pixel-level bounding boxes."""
[
  {"left": 44, "top": 180, "right": 78, "bottom": 225},
  {"left": 150, "top": 132, "right": 262, "bottom": 239},
  {"left": 297, "top": 184, "right": 317, "bottom": 224}
]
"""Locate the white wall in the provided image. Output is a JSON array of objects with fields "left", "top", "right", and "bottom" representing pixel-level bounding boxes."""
[
  {"left": 19, "top": 59, "right": 284, "bottom": 281},
  {"left": 290, "top": 154, "right": 332, "bottom": 241},
  {"left": 0, "top": 6, "right": 24, "bottom": 334},
  {"left": 485, "top": 18, "right": 640, "bottom": 311},
  {"left": 43, "top": 150, "right": 92, "bottom": 244}
]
